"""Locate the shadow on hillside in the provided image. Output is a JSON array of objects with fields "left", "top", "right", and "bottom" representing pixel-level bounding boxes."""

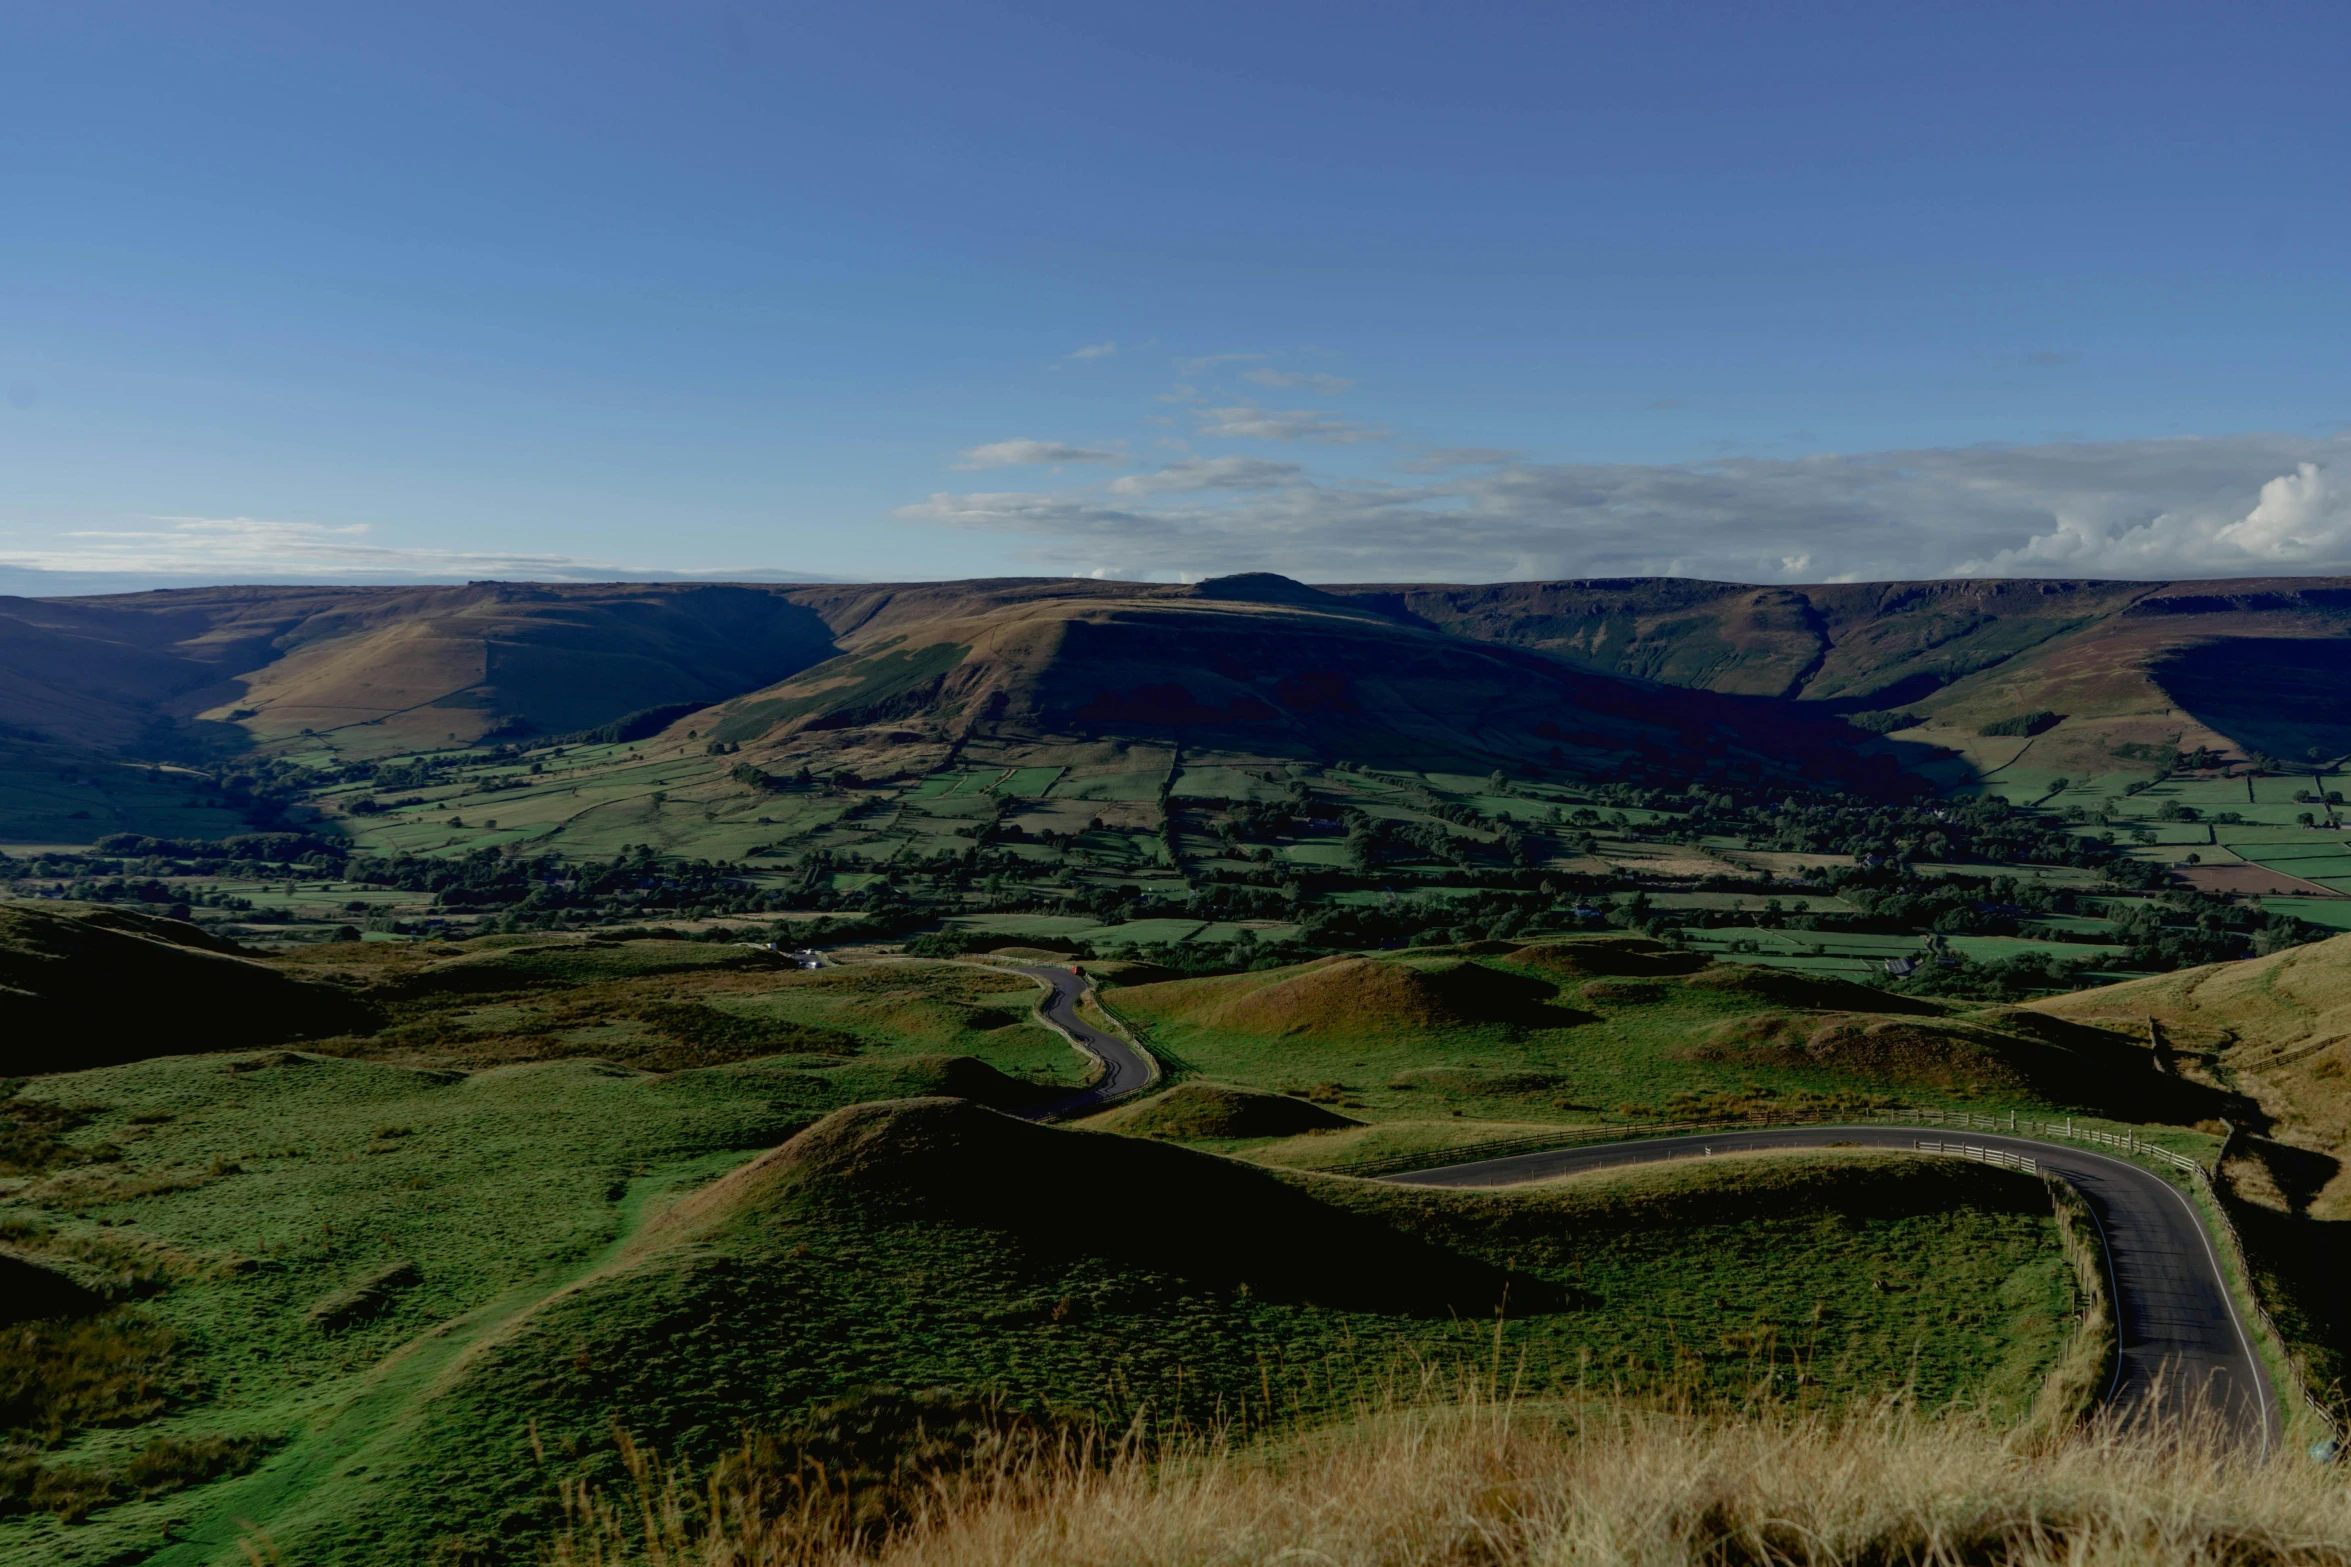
[{"left": 2153, "top": 638, "right": 2351, "bottom": 762}]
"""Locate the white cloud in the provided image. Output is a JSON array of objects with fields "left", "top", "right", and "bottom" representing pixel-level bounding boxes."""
[
  {"left": 4, "top": 515, "right": 831, "bottom": 583},
  {"left": 1954, "top": 458, "right": 2351, "bottom": 576},
  {"left": 1241, "top": 367, "right": 1356, "bottom": 394},
  {"left": 1064, "top": 341, "right": 1118, "bottom": 360},
  {"left": 896, "top": 432, "right": 2351, "bottom": 585},
  {"left": 1109, "top": 456, "right": 1304, "bottom": 495},
  {"left": 952, "top": 438, "right": 1125, "bottom": 470},
  {"left": 1196, "top": 404, "right": 1392, "bottom": 445}
]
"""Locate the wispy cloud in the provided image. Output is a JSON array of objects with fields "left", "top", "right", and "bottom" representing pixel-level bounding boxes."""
[
  {"left": 952, "top": 438, "right": 1125, "bottom": 470},
  {"left": 1175, "top": 352, "right": 1266, "bottom": 375},
  {"left": 1196, "top": 404, "right": 1391, "bottom": 445},
  {"left": 1109, "top": 456, "right": 1304, "bottom": 495},
  {"left": 1064, "top": 341, "right": 1119, "bottom": 361},
  {"left": 897, "top": 433, "right": 2351, "bottom": 585},
  {"left": 4, "top": 516, "right": 831, "bottom": 582},
  {"left": 1240, "top": 367, "right": 1356, "bottom": 394},
  {"left": 1396, "top": 446, "right": 1519, "bottom": 472}
]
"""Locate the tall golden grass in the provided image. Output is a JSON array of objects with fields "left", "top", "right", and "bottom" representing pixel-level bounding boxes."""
[{"left": 548, "top": 1385, "right": 2348, "bottom": 1567}]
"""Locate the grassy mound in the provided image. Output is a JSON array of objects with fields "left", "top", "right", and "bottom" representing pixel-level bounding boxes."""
[
  {"left": 1121, "top": 955, "right": 1572, "bottom": 1038},
  {"left": 1686, "top": 1009, "right": 2204, "bottom": 1110},
  {"left": 1680, "top": 961, "right": 1941, "bottom": 1015},
  {"left": 817, "top": 1054, "right": 1055, "bottom": 1112},
  {"left": 1506, "top": 936, "right": 1711, "bottom": 978},
  {"left": 1094, "top": 1082, "right": 1361, "bottom": 1140},
  {"left": 0, "top": 904, "right": 374, "bottom": 1074},
  {"left": 1387, "top": 1065, "right": 1571, "bottom": 1098},
  {"left": 1576, "top": 978, "right": 1666, "bottom": 1004},
  {"left": 736, "top": 1098, "right": 1553, "bottom": 1315},
  {"left": 0, "top": 1055, "right": 2085, "bottom": 1567}
]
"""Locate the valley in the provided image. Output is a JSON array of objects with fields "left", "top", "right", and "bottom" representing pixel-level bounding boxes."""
[{"left": 5, "top": 570, "right": 2351, "bottom": 1563}]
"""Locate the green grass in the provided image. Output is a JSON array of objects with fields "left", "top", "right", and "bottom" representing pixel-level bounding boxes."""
[
  {"left": 1076, "top": 918, "right": 1208, "bottom": 948},
  {"left": 0, "top": 918, "right": 2107, "bottom": 1567},
  {"left": 0, "top": 743, "right": 251, "bottom": 846},
  {"left": 998, "top": 766, "right": 1065, "bottom": 797},
  {"left": 1047, "top": 769, "right": 1172, "bottom": 802},
  {"left": 1944, "top": 935, "right": 2129, "bottom": 963},
  {"left": 1169, "top": 765, "right": 1292, "bottom": 801},
  {"left": 0, "top": 1093, "right": 2069, "bottom": 1567},
  {"left": 2260, "top": 898, "right": 2351, "bottom": 931},
  {"left": 1100, "top": 946, "right": 2222, "bottom": 1130}
]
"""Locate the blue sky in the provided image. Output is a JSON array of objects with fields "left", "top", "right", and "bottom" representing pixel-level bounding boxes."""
[{"left": 4, "top": 1, "right": 2349, "bottom": 590}]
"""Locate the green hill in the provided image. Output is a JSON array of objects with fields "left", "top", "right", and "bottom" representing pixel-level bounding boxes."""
[
  {"left": 0, "top": 1063, "right": 2084, "bottom": 1565},
  {"left": 1099, "top": 938, "right": 2219, "bottom": 1146},
  {"left": 0, "top": 903, "right": 373, "bottom": 1072}
]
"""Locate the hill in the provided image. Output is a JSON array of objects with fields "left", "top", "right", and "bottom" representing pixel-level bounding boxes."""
[
  {"left": 1325, "top": 576, "right": 2351, "bottom": 778},
  {"left": 686, "top": 575, "right": 1916, "bottom": 791},
  {"left": 7, "top": 572, "right": 2351, "bottom": 823},
  {"left": 0, "top": 903, "right": 373, "bottom": 1071},
  {"left": 1097, "top": 939, "right": 2216, "bottom": 1157},
  {"left": 0, "top": 1080, "right": 2072, "bottom": 1565},
  {"left": 4, "top": 570, "right": 2351, "bottom": 784},
  {"left": 0, "top": 581, "right": 841, "bottom": 759}
]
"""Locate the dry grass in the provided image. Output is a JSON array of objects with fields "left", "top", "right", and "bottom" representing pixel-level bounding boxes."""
[{"left": 547, "top": 1389, "right": 2351, "bottom": 1567}]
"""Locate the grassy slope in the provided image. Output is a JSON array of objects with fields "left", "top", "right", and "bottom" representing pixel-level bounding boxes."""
[
  {"left": 280, "top": 942, "right": 1095, "bottom": 1093},
  {"left": 0, "top": 907, "right": 2281, "bottom": 1565},
  {"left": 0, "top": 1079, "right": 2077, "bottom": 1566},
  {"left": 1096, "top": 939, "right": 2220, "bottom": 1168},
  {"left": 2031, "top": 932, "right": 2351, "bottom": 1402},
  {"left": 1333, "top": 575, "right": 2351, "bottom": 781},
  {"left": 0, "top": 740, "right": 251, "bottom": 846},
  {"left": 0, "top": 903, "right": 373, "bottom": 1073},
  {"left": 78, "top": 1104, "right": 2078, "bottom": 1567}
]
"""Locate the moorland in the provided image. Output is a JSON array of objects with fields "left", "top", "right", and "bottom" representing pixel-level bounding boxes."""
[{"left": 4, "top": 570, "right": 2351, "bottom": 1564}]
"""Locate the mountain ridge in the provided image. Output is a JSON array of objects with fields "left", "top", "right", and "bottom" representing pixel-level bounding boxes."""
[{"left": 3, "top": 572, "right": 2345, "bottom": 789}]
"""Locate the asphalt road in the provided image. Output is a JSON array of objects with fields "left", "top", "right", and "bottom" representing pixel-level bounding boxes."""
[
  {"left": 1391, "top": 1124, "right": 2276, "bottom": 1450},
  {"left": 1000, "top": 963, "right": 1158, "bottom": 1118}
]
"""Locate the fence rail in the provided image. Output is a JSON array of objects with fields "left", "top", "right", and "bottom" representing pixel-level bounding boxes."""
[
  {"left": 1317, "top": 1106, "right": 2342, "bottom": 1446},
  {"left": 1317, "top": 1106, "right": 2209, "bottom": 1180},
  {"left": 1916, "top": 1139, "right": 2037, "bottom": 1175}
]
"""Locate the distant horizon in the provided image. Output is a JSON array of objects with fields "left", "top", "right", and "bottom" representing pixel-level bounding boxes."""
[{"left": 13, "top": 561, "right": 2351, "bottom": 603}]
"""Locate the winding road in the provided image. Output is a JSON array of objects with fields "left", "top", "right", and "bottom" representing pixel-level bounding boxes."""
[
  {"left": 968, "top": 959, "right": 2274, "bottom": 1447},
  {"left": 1390, "top": 1124, "right": 2277, "bottom": 1450},
  {"left": 999, "top": 963, "right": 1159, "bottom": 1118}
]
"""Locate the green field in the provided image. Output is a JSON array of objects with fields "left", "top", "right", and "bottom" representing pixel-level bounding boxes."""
[
  {"left": 0, "top": 743, "right": 252, "bottom": 846},
  {"left": 0, "top": 1063, "right": 2082, "bottom": 1566},
  {"left": 1096, "top": 941, "right": 2224, "bottom": 1135}
]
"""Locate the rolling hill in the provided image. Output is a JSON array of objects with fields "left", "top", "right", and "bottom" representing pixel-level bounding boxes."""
[
  {"left": 0, "top": 902, "right": 375, "bottom": 1072},
  {"left": 678, "top": 574, "right": 1939, "bottom": 801},
  {"left": 1329, "top": 576, "right": 2351, "bottom": 776},
  {"left": 5, "top": 571, "right": 2350, "bottom": 846},
  {"left": 0, "top": 581, "right": 841, "bottom": 759}
]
